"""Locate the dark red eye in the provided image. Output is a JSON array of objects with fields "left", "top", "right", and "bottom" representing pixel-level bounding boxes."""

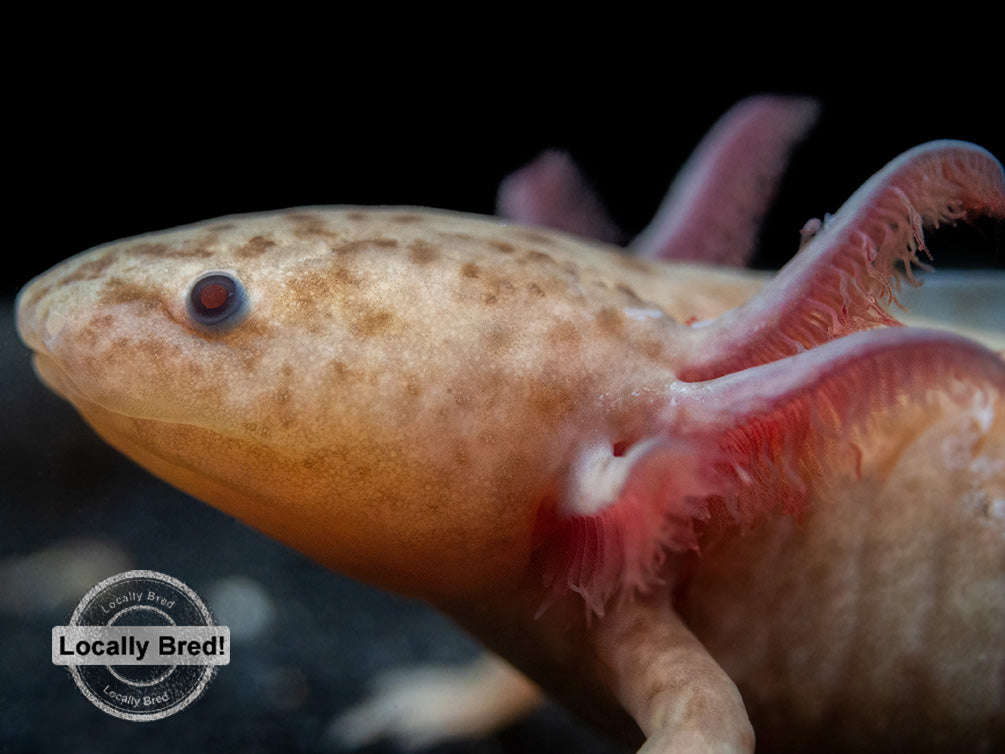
[{"left": 188, "top": 273, "right": 246, "bottom": 327}]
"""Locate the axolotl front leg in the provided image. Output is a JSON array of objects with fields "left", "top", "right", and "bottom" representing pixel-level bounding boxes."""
[{"left": 338, "top": 588, "right": 755, "bottom": 752}]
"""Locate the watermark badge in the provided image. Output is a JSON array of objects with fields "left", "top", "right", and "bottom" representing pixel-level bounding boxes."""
[{"left": 52, "top": 569, "right": 229, "bottom": 721}]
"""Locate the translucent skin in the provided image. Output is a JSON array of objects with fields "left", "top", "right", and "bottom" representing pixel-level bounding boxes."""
[{"left": 16, "top": 101, "right": 1005, "bottom": 751}]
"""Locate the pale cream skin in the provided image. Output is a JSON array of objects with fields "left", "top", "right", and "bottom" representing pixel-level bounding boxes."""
[{"left": 16, "top": 141, "right": 1005, "bottom": 752}]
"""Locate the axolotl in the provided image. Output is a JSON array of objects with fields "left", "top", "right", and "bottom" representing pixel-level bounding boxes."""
[{"left": 15, "top": 99, "right": 1005, "bottom": 752}]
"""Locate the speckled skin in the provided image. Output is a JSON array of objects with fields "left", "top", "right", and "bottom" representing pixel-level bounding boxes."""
[{"left": 16, "top": 133, "right": 1005, "bottom": 750}]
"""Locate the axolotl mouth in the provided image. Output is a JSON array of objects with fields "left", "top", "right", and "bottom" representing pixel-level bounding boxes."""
[
  {"left": 26, "top": 350, "right": 75, "bottom": 404},
  {"left": 16, "top": 284, "right": 115, "bottom": 420},
  {"left": 16, "top": 287, "right": 256, "bottom": 513}
]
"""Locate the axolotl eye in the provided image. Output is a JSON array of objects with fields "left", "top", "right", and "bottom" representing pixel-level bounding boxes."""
[{"left": 188, "top": 272, "right": 247, "bottom": 328}]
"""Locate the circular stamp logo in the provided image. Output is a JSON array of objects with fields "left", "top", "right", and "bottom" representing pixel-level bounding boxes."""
[{"left": 52, "top": 570, "right": 229, "bottom": 721}]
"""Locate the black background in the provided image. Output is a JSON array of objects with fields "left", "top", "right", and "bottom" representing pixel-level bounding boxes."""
[
  {"left": 7, "top": 25, "right": 1004, "bottom": 295},
  {"left": 3, "top": 16, "right": 1003, "bottom": 754}
]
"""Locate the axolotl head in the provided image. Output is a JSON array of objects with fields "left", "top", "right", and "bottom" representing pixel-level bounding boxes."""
[
  {"left": 16, "top": 137, "right": 1005, "bottom": 620},
  {"left": 16, "top": 208, "right": 712, "bottom": 601}
]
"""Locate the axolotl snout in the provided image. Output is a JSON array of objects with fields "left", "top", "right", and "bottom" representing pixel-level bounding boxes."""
[{"left": 15, "top": 102, "right": 1005, "bottom": 752}]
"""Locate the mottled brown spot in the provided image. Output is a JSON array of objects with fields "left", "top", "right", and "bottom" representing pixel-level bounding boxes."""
[
  {"left": 99, "top": 278, "right": 163, "bottom": 311},
  {"left": 548, "top": 319, "right": 581, "bottom": 346},
  {"left": 226, "top": 315, "right": 270, "bottom": 339},
  {"left": 197, "top": 315, "right": 270, "bottom": 367},
  {"left": 454, "top": 260, "right": 520, "bottom": 306},
  {"left": 527, "top": 282, "right": 546, "bottom": 298},
  {"left": 490, "top": 240, "right": 516, "bottom": 254},
  {"left": 528, "top": 377, "right": 579, "bottom": 420},
  {"left": 285, "top": 271, "right": 335, "bottom": 313},
  {"left": 331, "top": 265, "right": 360, "bottom": 286},
  {"left": 287, "top": 212, "right": 337, "bottom": 239},
  {"left": 523, "top": 250, "right": 554, "bottom": 266},
  {"left": 641, "top": 339, "right": 664, "bottom": 360},
  {"left": 481, "top": 275, "right": 517, "bottom": 306},
  {"left": 327, "top": 359, "right": 352, "bottom": 381},
  {"left": 78, "top": 314, "right": 116, "bottom": 349},
  {"left": 349, "top": 307, "right": 395, "bottom": 338},
  {"left": 285, "top": 263, "right": 361, "bottom": 315},
  {"left": 483, "top": 326, "right": 514, "bottom": 353},
  {"left": 336, "top": 238, "right": 400, "bottom": 256},
  {"left": 346, "top": 212, "right": 369, "bottom": 222},
  {"left": 408, "top": 240, "right": 440, "bottom": 265},
  {"left": 596, "top": 307, "right": 624, "bottom": 335},
  {"left": 236, "top": 236, "right": 277, "bottom": 259}
]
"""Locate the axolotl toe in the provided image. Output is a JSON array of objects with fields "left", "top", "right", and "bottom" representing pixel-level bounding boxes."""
[{"left": 15, "top": 99, "right": 1005, "bottom": 752}]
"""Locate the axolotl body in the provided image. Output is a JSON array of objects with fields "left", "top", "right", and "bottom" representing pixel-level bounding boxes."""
[{"left": 15, "top": 99, "right": 1005, "bottom": 752}]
